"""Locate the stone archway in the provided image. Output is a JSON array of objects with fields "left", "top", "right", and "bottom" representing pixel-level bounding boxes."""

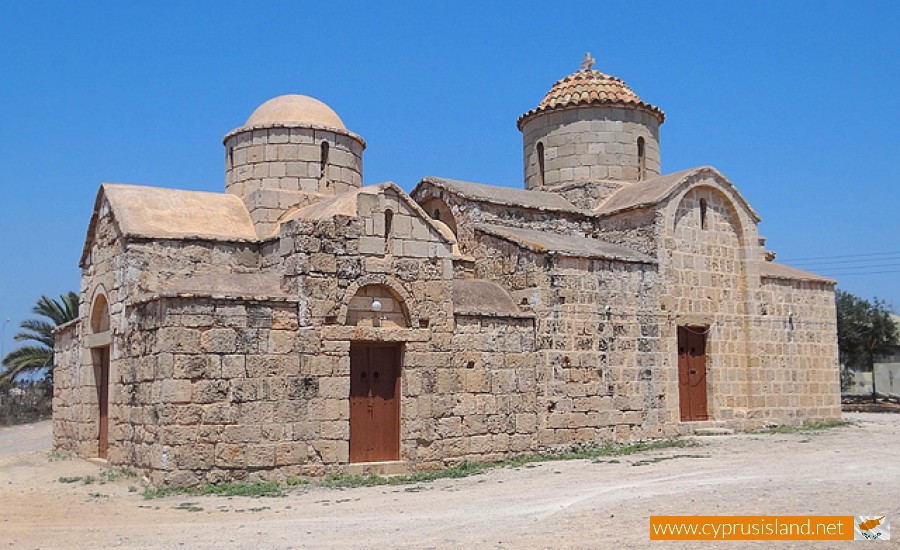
[
  {"left": 89, "top": 290, "right": 111, "bottom": 459},
  {"left": 336, "top": 275, "right": 417, "bottom": 328}
]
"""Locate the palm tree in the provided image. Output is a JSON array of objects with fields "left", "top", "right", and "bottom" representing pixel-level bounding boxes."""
[{"left": 1, "top": 292, "right": 79, "bottom": 387}]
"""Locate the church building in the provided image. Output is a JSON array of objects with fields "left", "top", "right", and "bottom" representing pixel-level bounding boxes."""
[{"left": 53, "top": 55, "right": 841, "bottom": 486}]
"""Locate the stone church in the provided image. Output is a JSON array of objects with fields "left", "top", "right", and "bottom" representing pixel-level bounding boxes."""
[{"left": 53, "top": 55, "right": 841, "bottom": 486}]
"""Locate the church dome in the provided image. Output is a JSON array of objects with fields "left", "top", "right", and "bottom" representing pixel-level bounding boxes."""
[
  {"left": 245, "top": 94, "right": 346, "bottom": 130},
  {"left": 517, "top": 55, "right": 665, "bottom": 129}
]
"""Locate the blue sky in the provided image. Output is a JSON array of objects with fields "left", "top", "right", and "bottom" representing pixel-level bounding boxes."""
[{"left": 1, "top": 1, "right": 898, "bottom": 356}]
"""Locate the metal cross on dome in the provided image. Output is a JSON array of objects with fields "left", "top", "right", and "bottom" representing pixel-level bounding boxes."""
[{"left": 580, "top": 52, "right": 596, "bottom": 71}]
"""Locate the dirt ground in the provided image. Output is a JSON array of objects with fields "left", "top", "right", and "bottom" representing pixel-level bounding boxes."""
[{"left": 0, "top": 413, "right": 897, "bottom": 549}]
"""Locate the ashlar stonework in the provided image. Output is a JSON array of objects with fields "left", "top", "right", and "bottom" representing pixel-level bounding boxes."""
[{"left": 54, "top": 59, "right": 840, "bottom": 486}]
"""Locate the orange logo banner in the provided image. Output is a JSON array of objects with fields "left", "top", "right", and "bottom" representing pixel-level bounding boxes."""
[{"left": 650, "top": 516, "right": 855, "bottom": 541}]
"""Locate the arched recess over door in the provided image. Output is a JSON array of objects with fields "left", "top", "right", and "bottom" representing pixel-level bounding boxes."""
[
  {"left": 345, "top": 284, "right": 410, "bottom": 328},
  {"left": 91, "top": 293, "right": 110, "bottom": 334}
]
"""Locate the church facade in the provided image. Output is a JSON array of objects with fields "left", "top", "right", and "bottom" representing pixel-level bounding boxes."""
[{"left": 53, "top": 56, "right": 841, "bottom": 486}]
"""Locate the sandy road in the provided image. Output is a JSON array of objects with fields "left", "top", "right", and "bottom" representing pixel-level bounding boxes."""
[{"left": 0, "top": 413, "right": 897, "bottom": 549}]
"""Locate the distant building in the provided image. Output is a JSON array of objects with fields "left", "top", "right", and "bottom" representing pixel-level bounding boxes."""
[{"left": 54, "top": 55, "right": 840, "bottom": 486}]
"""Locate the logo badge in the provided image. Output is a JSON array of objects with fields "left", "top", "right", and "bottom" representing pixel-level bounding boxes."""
[{"left": 855, "top": 516, "right": 890, "bottom": 540}]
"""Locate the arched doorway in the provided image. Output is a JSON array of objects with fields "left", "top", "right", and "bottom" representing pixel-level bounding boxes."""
[
  {"left": 90, "top": 293, "right": 111, "bottom": 459},
  {"left": 344, "top": 284, "right": 408, "bottom": 462}
]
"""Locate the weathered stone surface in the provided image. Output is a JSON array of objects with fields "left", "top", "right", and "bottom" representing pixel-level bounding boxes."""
[{"left": 54, "top": 65, "right": 838, "bottom": 488}]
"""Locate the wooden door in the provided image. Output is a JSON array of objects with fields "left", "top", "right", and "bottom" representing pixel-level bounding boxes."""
[
  {"left": 97, "top": 346, "right": 110, "bottom": 459},
  {"left": 350, "top": 343, "right": 401, "bottom": 463},
  {"left": 677, "top": 327, "right": 709, "bottom": 421}
]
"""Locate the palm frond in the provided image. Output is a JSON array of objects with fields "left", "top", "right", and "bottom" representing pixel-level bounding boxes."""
[
  {"left": 32, "top": 292, "right": 79, "bottom": 327},
  {"left": 14, "top": 319, "right": 56, "bottom": 347},
  {"left": 2, "top": 291, "right": 79, "bottom": 386},
  {"left": 0, "top": 345, "right": 53, "bottom": 385}
]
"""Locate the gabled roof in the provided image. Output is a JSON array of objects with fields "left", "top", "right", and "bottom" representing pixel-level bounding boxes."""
[
  {"left": 415, "top": 176, "right": 585, "bottom": 214},
  {"left": 452, "top": 279, "right": 532, "bottom": 318},
  {"left": 475, "top": 223, "right": 654, "bottom": 264},
  {"left": 760, "top": 262, "right": 836, "bottom": 285},
  {"left": 595, "top": 166, "right": 761, "bottom": 222},
  {"left": 285, "top": 181, "right": 456, "bottom": 246},
  {"left": 81, "top": 183, "right": 257, "bottom": 266}
]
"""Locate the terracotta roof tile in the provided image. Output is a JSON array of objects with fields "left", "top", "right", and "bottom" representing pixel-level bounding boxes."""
[{"left": 518, "top": 68, "right": 664, "bottom": 129}]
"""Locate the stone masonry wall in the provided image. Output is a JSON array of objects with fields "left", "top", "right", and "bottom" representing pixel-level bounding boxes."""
[
  {"left": 522, "top": 106, "right": 661, "bottom": 191},
  {"left": 415, "top": 190, "right": 594, "bottom": 258},
  {"left": 592, "top": 207, "right": 659, "bottom": 257},
  {"left": 659, "top": 186, "right": 753, "bottom": 424},
  {"left": 470, "top": 233, "right": 672, "bottom": 444},
  {"left": 224, "top": 125, "right": 364, "bottom": 236},
  {"left": 52, "top": 320, "right": 91, "bottom": 455},
  {"left": 119, "top": 297, "right": 305, "bottom": 486},
  {"left": 751, "top": 278, "right": 841, "bottom": 422},
  {"left": 53, "top": 196, "right": 126, "bottom": 459}
]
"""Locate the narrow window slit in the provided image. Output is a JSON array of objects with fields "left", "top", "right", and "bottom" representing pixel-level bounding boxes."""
[
  {"left": 320, "top": 141, "right": 330, "bottom": 179},
  {"left": 637, "top": 137, "right": 646, "bottom": 181},
  {"left": 699, "top": 199, "right": 708, "bottom": 229},
  {"left": 537, "top": 142, "right": 545, "bottom": 186}
]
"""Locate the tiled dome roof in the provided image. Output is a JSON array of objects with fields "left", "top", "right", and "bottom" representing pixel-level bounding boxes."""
[{"left": 518, "top": 62, "right": 665, "bottom": 129}]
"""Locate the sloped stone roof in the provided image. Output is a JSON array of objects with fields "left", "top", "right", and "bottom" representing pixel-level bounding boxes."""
[
  {"left": 475, "top": 223, "right": 654, "bottom": 264},
  {"left": 518, "top": 68, "right": 665, "bottom": 129},
  {"left": 452, "top": 279, "right": 532, "bottom": 318},
  {"left": 596, "top": 168, "right": 699, "bottom": 215},
  {"left": 595, "top": 166, "right": 762, "bottom": 222},
  {"left": 760, "top": 262, "right": 836, "bottom": 285},
  {"left": 417, "top": 176, "right": 584, "bottom": 214},
  {"left": 100, "top": 184, "right": 256, "bottom": 240},
  {"left": 81, "top": 183, "right": 258, "bottom": 266}
]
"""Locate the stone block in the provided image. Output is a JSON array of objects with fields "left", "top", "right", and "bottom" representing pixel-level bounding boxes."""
[
  {"left": 201, "top": 328, "right": 237, "bottom": 354},
  {"left": 358, "top": 236, "right": 384, "bottom": 256},
  {"left": 246, "top": 444, "right": 276, "bottom": 468},
  {"left": 265, "top": 330, "right": 294, "bottom": 356},
  {"left": 318, "top": 378, "right": 349, "bottom": 399},
  {"left": 275, "top": 442, "right": 306, "bottom": 466},
  {"left": 175, "top": 443, "right": 215, "bottom": 470},
  {"left": 155, "top": 328, "right": 201, "bottom": 353},
  {"left": 194, "top": 380, "right": 228, "bottom": 404},
  {"left": 173, "top": 355, "right": 218, "bottom": 380},
  {"left": 161, "top": 379, "right": 193, "bottom": 404}
]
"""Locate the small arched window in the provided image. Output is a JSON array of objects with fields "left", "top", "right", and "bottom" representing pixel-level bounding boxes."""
[
  {"left": 227, "top": 146, "right": 234, "bottom": 169},
  {"left": 384, "top": 209, "right": 393, "bottom": 239},
  {"left": 699, "top": 198, "right": 708, "bottom": 229},
  {"left": 319, "top": 141, "right": 330, "bottom": 179},
  {"left": 384, "top": 209, "right": 393, "bottom": 254},
  {"left": 637, "top": 137, "right": 646, "bottom": 181},
  {"left": 536, "top": 142, "right": 545, "bottom": 186}
]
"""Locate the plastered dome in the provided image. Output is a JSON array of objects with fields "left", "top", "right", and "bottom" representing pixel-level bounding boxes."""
[{"left": 245, "top": 94, "right": 346, "bottom": 130}]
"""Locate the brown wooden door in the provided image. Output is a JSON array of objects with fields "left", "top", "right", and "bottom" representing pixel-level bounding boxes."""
[
  {"left": 677, "top": 327, "right": 709, "bottom": 421},
  {"left": 97, "top": 346, "right": 109, "bottom": 459},
  {"left": 350, "top": 343, "right": 401, "bottom": 463}
]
